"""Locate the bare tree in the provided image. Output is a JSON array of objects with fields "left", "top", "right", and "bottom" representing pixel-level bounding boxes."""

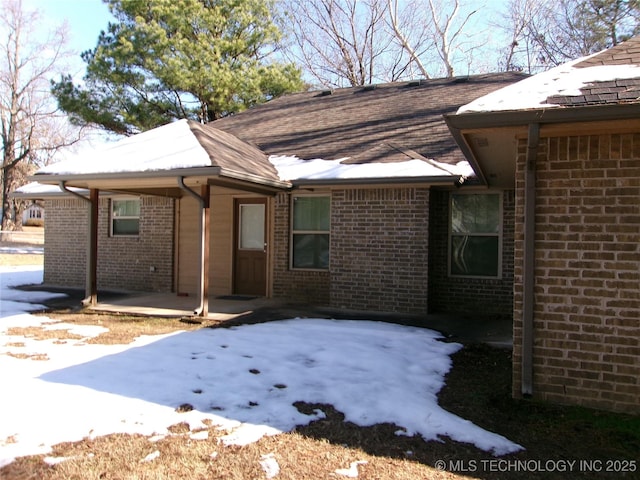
[
  {"left": 0, "top": 0, "right": 81, "bottom": 230},
  {"left": 387, "top": 0, "right": 431, "bottom": 78},
  {"left": 425, "top": 0, "right": 481, "bottom": 77},
  {"left": 497, "top": 0, "right": 640, "bottom": 73},
  {"left": 280, "top": 0, "right": 401, "bottom": 87},
  {"left": 387, "top": 0, "right": 487, "bottom": 78}
]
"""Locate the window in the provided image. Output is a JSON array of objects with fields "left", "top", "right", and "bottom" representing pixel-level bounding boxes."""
[
  {"left": 291, "top": 195, "right": 330, "bottom": 269},
  {"left": 111, "top": 198, "right": 140, "bottom": 236},
  {"left": 27, "top": 206, "right": 42, "bottom": 219},
  {"left": 450, "top": 193, "right": 501, "bottom": 277},
  {"left": 239, "top": 203, "right": 265, "bottom": 250}
]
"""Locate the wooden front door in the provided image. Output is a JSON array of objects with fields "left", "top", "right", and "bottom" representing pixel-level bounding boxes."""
[{"left": 233, "top": 198, "right": 267, "bottom": 296}]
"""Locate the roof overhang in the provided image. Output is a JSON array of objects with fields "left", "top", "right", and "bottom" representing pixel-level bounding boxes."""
[
  {"left": 445, "top": 103, "right": 640, "bottom": 188},
  {"left": 30, "top": 166, "right": 292, "bottom": 197},
  {"left": 291, "top": 175, "right": 466, "bottom": 189}
]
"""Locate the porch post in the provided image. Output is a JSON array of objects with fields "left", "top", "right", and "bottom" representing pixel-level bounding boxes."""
[
  {"left": 201, "top": 184, "right": 210, "bottom": 317},
  {"left": 521, "top": 123, "right": 539, "bottom": 396},
  {"left": 85, "top": 188, "right": 99, "bottom": 307},
  {"left": 177, "top": 177, "right": 210, "bottom": 317}
]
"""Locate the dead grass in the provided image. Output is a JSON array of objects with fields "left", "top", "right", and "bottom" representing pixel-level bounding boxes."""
[
  {"left": 0, "top": 253, "right": 43, "bottom": 266},
  {"left": 7, "top": 326, "right": 85, "bottom": 341},
  {"left": 1, "top": 424, "right": 464, "bottom": 480},
  {"left": 40, "top": 311, "right": 208, "bottom": 344},
  {"left": 4, "top": 351, "right": 49, "bottom": 361}
]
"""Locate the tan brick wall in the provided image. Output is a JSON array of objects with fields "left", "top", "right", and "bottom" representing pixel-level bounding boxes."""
[
  {"left": 513, "top": 133, "right": 640, "bottom": 413},
  {"left": 44, "top": 198, "right": 87, "bottom": 287},
  {"left": 44, "top": 195, "right": 175, "bottom": 293}
]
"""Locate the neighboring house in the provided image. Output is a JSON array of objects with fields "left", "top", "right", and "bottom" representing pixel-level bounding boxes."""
[
  {"left": 445, "top": 37, "right": 639, "bottom": 414},
  {"left": 22, "top": 202, "right": 44, "bottom": 226},
  {"left": 25, "top": 72, "right": 523, "bottom": 319}
]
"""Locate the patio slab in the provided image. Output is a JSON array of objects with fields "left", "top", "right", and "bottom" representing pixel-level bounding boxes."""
[
  {"left": 89, "top": 292, "right": 286, "bottom": 320},
  {"left": 29, "top": 286, "right": 512, "bottom": 348}
]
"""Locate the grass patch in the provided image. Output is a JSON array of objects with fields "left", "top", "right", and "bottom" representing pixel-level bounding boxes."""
[
  {"left": 0, "top": 253, "right": 43, "bottom": 266},
  {"left": 7, "top": 326, "right": 85, "bottom": 342},
  {"left": 5, "top": 351, "right": 49, "bottom": 361},
  {"left": 40, "top": 312, "right": 207, "bottom": 345},
  {"left": 2, "top": 425, "right": 441, "bottom": 480}
]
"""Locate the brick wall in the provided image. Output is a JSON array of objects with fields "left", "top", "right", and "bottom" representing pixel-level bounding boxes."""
[
  {"left": 428, "top": 188, "right": 515, "bottom": 316},
  {"left": 272, "top": 192, "right": 331, "bottom": 304},
  {"left": 331, "top": 187, "right": 430, "bottom": 314},
  {"left": 44, "top": 195, "right": 175, "bottom": 293},
  {"left": 513, "top": 133, "right": 640, "bottom": 414},
  {"left": 44, "top": 198, "right": 86, "bottom": 287},
  {"left": 273, "top": 187, "right": 430, "bottom": 314}
]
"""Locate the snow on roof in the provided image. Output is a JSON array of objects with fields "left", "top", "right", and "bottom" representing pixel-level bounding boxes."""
[
  {"left": 14, "top": 182, "right": 86, "bottom": 195},
  {"left": 458, "top": 54, "right": 640, "bottom": 114},
  {"left": 270, "top": 155, "right": 473, "bottom": 181},
  {"left": 38, "top": 119, "right": 212, "bottom": 175},
  {"left": 34, "top": 118, "right": 472, "bottom": 183}
]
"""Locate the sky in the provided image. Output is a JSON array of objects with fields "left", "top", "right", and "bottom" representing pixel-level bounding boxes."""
[
  {"left": 24, "top": 0, "right": 510, "bottom": 78},
  {"left": 25, "top": 0, "right": 114, "bottom": 61},
  {"left": 0, "top": 263, "right": 522, "bottom": 470}
]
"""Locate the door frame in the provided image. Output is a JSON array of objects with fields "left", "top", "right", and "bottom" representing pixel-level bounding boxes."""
[{"left": 233, "top": 197, "right": 269, "bottom": 296}]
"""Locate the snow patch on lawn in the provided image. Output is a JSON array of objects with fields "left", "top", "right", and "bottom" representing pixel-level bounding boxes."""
[{"left": 0, "top": 266, "right": 522, "bottom": 468}]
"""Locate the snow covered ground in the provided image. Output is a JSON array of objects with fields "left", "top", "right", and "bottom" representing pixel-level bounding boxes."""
[{"left": 0, "top": 265, "right": 522, "bottom": 468}]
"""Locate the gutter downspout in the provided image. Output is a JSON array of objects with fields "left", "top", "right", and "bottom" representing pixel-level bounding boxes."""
[
  {"left": 522, "top": 123, "right": 539, "bottom": 396},
  {"left": 59, "top": 181, "right": 98, "bottom": 307},
  {"left": 177, "top": 177, "right": 209, "bottom": 317}
]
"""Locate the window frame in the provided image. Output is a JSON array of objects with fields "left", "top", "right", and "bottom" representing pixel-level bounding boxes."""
[
  {"left": 448, "top": 191, "right": 503, "bottom": 279},
  {"left": 110, "top": 197, "right": 141, "bottom": 237},
  {"left": 290, "top": 194, "right": 331, "bottom": 271}
]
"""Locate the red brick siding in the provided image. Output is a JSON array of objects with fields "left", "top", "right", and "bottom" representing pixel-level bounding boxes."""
[
  {"left": 428, "top": 188, "right": 515, "bottom": 316},
  {"left": 513, "top": 133, "right": 640, "bottom": 413},
  {"left": 44, "top": 195, "right": 174, "bottom": 293}
]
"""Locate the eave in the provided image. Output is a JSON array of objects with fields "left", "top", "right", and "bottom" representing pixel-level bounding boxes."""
[
  {"left": 291, "top": 175, "right": 465, "bottom": 189},
  {"left": 30, "top": 166, "right": 292, "bottom": 197},
  {"left": 444, "top": 103, "right": 640, "bottom": 188}
]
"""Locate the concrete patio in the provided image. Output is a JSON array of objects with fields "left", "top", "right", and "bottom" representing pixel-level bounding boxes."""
[
  {"left": 82, "top": 291, "right": 513, "bottom": 348},
  {"left": 88, "top": 291, "right": 285, "bottom": 321}
]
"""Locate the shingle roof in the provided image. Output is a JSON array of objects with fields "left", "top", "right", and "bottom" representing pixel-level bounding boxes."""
[
  {"left": 546, "top": 36, "right": 640, "bottom": 107},
  {"left": 212, "top": 73, "right": 525, "bottom": 166},
  {"left": 546, "top": 78, "right": 640, "bottom": 106},
  {"left": 574, "top": 36, "right": 640, "bottom": 68},
  {"left": 187, "top": 122, "right": 279, "bottom": 180}
]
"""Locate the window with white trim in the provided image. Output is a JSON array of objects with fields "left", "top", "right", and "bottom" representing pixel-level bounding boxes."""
[
  {"left": 111, "top": 198, "right": 140, "bottom": 236},
  {"left": 450, "top": 192, "right": 501, "bottom": 277},
  {"left": 291, "top": 195, "right": 330, "bottom": 269}
]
